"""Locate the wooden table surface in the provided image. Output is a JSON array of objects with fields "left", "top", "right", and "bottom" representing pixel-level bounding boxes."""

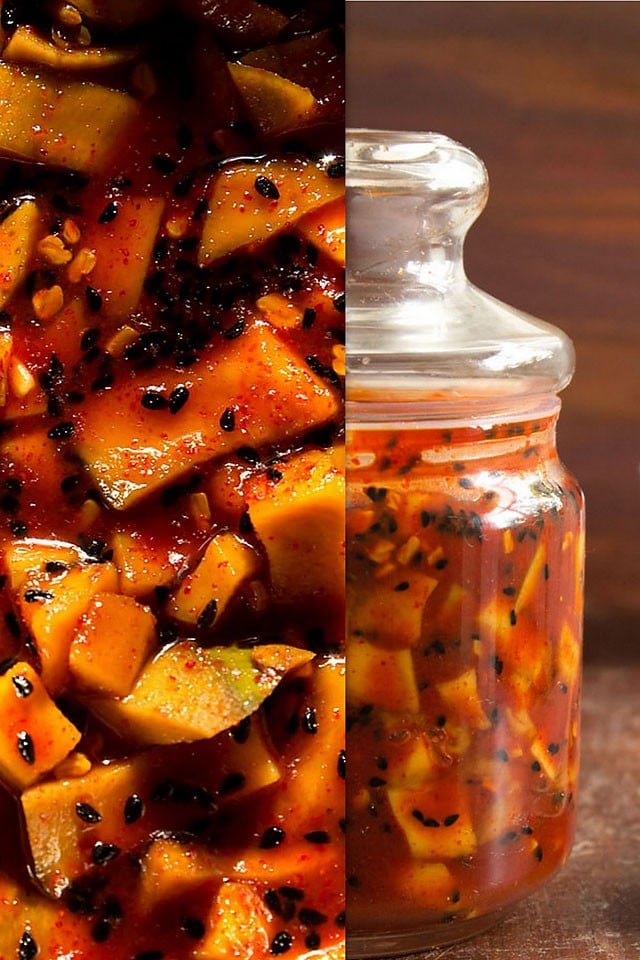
[{"left": 346, "top": 1, "right": 640, "bottom": 665}]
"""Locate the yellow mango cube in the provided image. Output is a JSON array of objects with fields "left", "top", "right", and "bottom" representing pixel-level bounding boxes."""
[
  {"left": 199, "top": 159, "right": 344, "bottom": 264},
  {"left": 169, "top": 532, "right": 260, "bottom": 627},
  {"left": 0, "top": 662, "right": 81, "bottom": 792},
  {"left": 0, "top": 200, "right": 42, "bottom": 308},
  {"left": 387, "top": 780, "right": 477, "bottom": 860},
  {"left": 69, "top": 592, "right": 157, "bottom": 697}
]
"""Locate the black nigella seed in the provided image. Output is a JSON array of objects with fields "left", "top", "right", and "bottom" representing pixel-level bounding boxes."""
[
  {"left": 219, "top": 407, "right": 235, "bottom": 432},
  {"left": 85, "top": 287, "right": 103, "bottom": 312},
  {"left": 17, "top": 730, "right": 35, "bottom": 764},
  {"left": 548, "top": 742, "right": 560, "bottom": 755},
  {"left": 368, "top": 776, "right": 386, "bottom": 788},
  {"left": 97, "top": 201, "right": 119, "bottom": 224},
  {"left": 75, "top": 802, "right": 102, "bottom": 824},
  {"left": 0, "top": 493, "right": 19, "bottom": 514},
  {"left": 326, "top": 158, "right": 345, "bottom": 179},
  {"left": 91, "top": 841, "right": 121, "bottom": 866},
  {"left": 337, "top": 749, "right": 346, "bottom": 779},
  {"left": 12, "top": 674, "right": 33, "bottom": 698},
  {"left": 141, "top": 390, "right": 168, "bottom": 411},
  {"left": 443, "top": 813, "right": 460, "bottom": 827},
  {"left": 197, "top": 599, "right": 218, "bottom": 630},
  {"left": 333, "top": 292, "right": 345, "bottom": 312},
  {"left": 152, "top": 153, "right": 177, "bottom": 175},
  {"left": 301, "top": 706, "right": 319, "bottom": 735},
  {"left": 335, "top": 911, "right": 346, "bottom": 928},
  {"left": 269, "top": 931, "right": 293, "bottom": 955},
  {"left": 60, "top": 473, "right": 82, "bottom": 494},
  {"left": 18, "top": 930, "right": 38, "bottom": 960},
  {"left": 393, "top": 581, "right": 410, "bottom": 592},
  {"left": 255, "top": 175, "right": 280, "bottom": 200},
  {"left": 260, "top": 825, "right": 286, "bottom": 849},
  {"left": 305, "top": 932, "right": 321, "bottom": 950},
  {"left": 23, "top": 588, "right": 53, "bottom": 603},
  {"left": 181, "top": 916, "right": 205, "bottom": 940},
  {"left": 298, "top": 907, "right": 328, "bottom": 926},
  {"left": 304, "top": 830, "right": 330, "bottom": 844},
  {"left": 124, "top": 793, "right": 145, "bottom": 824},
  {"left": 217, "top": 771, "right": 246, "bottom": 795},
  {"left": 47, "top": 421, "right": 74, "bottom": 441},
  {"left": 80, "top": 327, "right": 100, "bottom": 351},
  {"left": 223, "top": 319, "right": 245, "bottom": 340},
  {"left": 302, "top": 307, "right": 316, "bottom": 328},
  {"left": 91, "top": 918, "right": 112, "bottom": 943}
]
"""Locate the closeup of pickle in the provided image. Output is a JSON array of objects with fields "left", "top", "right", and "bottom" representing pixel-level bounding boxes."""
[{"left": 0, "top": 1, "right": 345, "bottom": 957}]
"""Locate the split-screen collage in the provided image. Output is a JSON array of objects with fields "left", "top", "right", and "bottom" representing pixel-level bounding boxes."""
[{"left": 0, "top": 2, "right": 637, "bottom": 959}]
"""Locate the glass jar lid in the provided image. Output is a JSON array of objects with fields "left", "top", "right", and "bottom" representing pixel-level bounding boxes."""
[{"left": 346, "top": 129, "right": 574, "bottom": 409}]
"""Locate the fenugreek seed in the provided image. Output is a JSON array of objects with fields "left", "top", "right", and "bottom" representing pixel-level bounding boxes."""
[
  {"left": 62, "top": 218, "right": 81, "bottom": 244},
  {"left": 32, "top": 285, "right": 64, "bottom": 321},
  {"left": 37, "top": 235, "right": 72, "bottom": 265},
  {"left": 9, "top": 358, "right": 36, "bottom": 399},
  {"left": 68, "top": 248, "right": 97, "bottom": 283}
]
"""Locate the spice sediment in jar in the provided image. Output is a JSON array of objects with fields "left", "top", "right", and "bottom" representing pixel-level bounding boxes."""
[{"left": 346, "top": 414, "right": 584, "bottom": 937}]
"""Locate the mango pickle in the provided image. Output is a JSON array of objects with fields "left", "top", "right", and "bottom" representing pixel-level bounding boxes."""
[{"left": 0, "top": 2, "right": 345, "bottom": 957}]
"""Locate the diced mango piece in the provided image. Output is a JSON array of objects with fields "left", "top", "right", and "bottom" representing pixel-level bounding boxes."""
[
  {"left": 436, "top": 669, "right": 491, "bottom": 731},
  {"left": 557, "top": 621, "right": 581, "bottom": 686},
  {"left": 69, "top": 592, "right": 157, "bottom": 697},
  {"left": 169, "top": 532, "right": 260, "bottom": 627},
  {"left": 81, "top": 195, "right": 165, "bottom": 319},
  {"left": 199, "top": 159, "right": 344, "bottom": 264},
  {"left": 182, "top": 0, "right": 287, "bottom": 45},
  {"left": 3, "top": 539, "right": 85, "bottom": 593},
  {"left": 348, "top": 571, "right": 438, "bottom": 649},
  {"left": 111, "top": 529, "right": 178, "bottom": 598},
  {"left": 381, "top": 730, "right": 439, "bottom": 788},
  {"left": 247, "top": 447, "right": 344, "bottom": 606},
  {"left": 397, "top": 861, "right": 458, "bottom": 912},
  {"left": 347, "top": 637, "right": 420, "bottom": 713},
  {"left": 515, "top": 542, "right": 546, "bottom": 614},
  {"left": 15, "top": 558, "right": 119, "bottom": 695},
  {"left": 296, "top": 197, "right": 345, "bottom": 267},
  {"left": 0, "top": 200, "right": 42, "bottom": 308},
  {"left": 229, "top": 62, "right": 317, "bottom": 138},
  {"left": 0, "top": 662, "right": 80, "bottom": 791},
  {"left": 3, "top": 26, "right": 138, "bottom": 72},
  {"left": 139, "top": 836, "right": 223, "bottom": 908},
  {"left": 90, "top": 641, "right": 314, "bottom": 746},
  {"left": 196, "top": 881, "right": 271, "bottom": 960},
  {"left": 272, "top": 656, "right": 344, "bottom": 833},
  {"left": 387, "top": 780, "right": 477, "bottom": 860},
  {"left": 0, "top": 61, "right": 140, "bottom": 172},
  {"left": 76, "top": 321, "right": 339, "bottom": 509},
  {"left": 0, "top": 330, "right": 11, "bottom": 405}
]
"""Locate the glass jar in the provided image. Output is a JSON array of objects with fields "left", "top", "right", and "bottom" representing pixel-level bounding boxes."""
[{"left": 345, "top": 130, "right": 585, "bottom": 956}]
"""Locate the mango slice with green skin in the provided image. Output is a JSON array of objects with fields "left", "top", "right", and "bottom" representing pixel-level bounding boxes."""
[{"left": 89, "top": 641, "right": 315, "bottom": 746}]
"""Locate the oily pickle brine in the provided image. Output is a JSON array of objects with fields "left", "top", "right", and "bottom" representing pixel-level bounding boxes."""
[{"left": 345, "top": 131, "right": 584, "bottom": 956}]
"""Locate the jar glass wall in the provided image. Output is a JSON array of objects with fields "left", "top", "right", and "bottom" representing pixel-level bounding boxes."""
[{"left": 345, "top": 130, "right": 585, "bottom": 956}]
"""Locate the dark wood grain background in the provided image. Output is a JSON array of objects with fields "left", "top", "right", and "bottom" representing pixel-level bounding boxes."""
[{"left": 346, "top": 0, "right": 640, "bottom": 663}]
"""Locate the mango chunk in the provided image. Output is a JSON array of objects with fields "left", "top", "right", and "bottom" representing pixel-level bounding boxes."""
[
  {"left": 3, "top": 26, "right": 138, "bottom": 72},
  {"left": 69, "top": 592, "right": 157, "bottom": 697},
  {"left": 247, "top": 447, "right": 344, "bottom": 606},
  {"left": 387, "top": 780, "right": 477, "bottom": 860},
  {"left": 111, "top": 529, "right": 177, "bottom": 598},
  {"left": 76, "top": 321, "right": 339, "bottom": 509},
  {"left": 199, "top": 159, "right": 344, "bottom": 265},
  {"left": 0, "top": 61, "right": 140, "bottom": 172},
  {"left": 14, "top": 560, "right": 118, "bottom": 696},
  {"left": 229, "top": 62, "right": 317, "bottom": 138},
  {"left": 80, "top": 195, "right": 165, "bottom": 319},
  {"left": 349, "top": 570, "right": 438, "bottom": 649},
  {"left": 0, "top": 330, "right": 11, "bottom": 406},
  {"left": 65, "top": 0, "right": 167, "bottom": 28},
  {"left": 22, "top": 720, "right": 281, "bottom": 898},
  {"left": 196, "top": 881, "right": 271, "bottom": 960},
  {"left": 296, "top": 197, "right": 346, "bottom": 267},
  {"left": 0, "top": 662, "right": 81, "bottom": 792},
  {"left": 169, "top": 532, "right": 260, "bottom": 627},
  {"left": 347, "top": 637, "right": 420, "bottom": 713},
  {"left": 89, "top": 641, "right": 314, "bottom": 745},
  {"left": 0, "top": 200, "right": 42, "bottom": 308},
  {"left": 436, "top": 669, "right": 491, "bottom": 732}
]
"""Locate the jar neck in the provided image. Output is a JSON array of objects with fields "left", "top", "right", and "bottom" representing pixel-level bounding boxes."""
[{"left": 346, "top": 398, "right": 561, "bottom": 474}]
